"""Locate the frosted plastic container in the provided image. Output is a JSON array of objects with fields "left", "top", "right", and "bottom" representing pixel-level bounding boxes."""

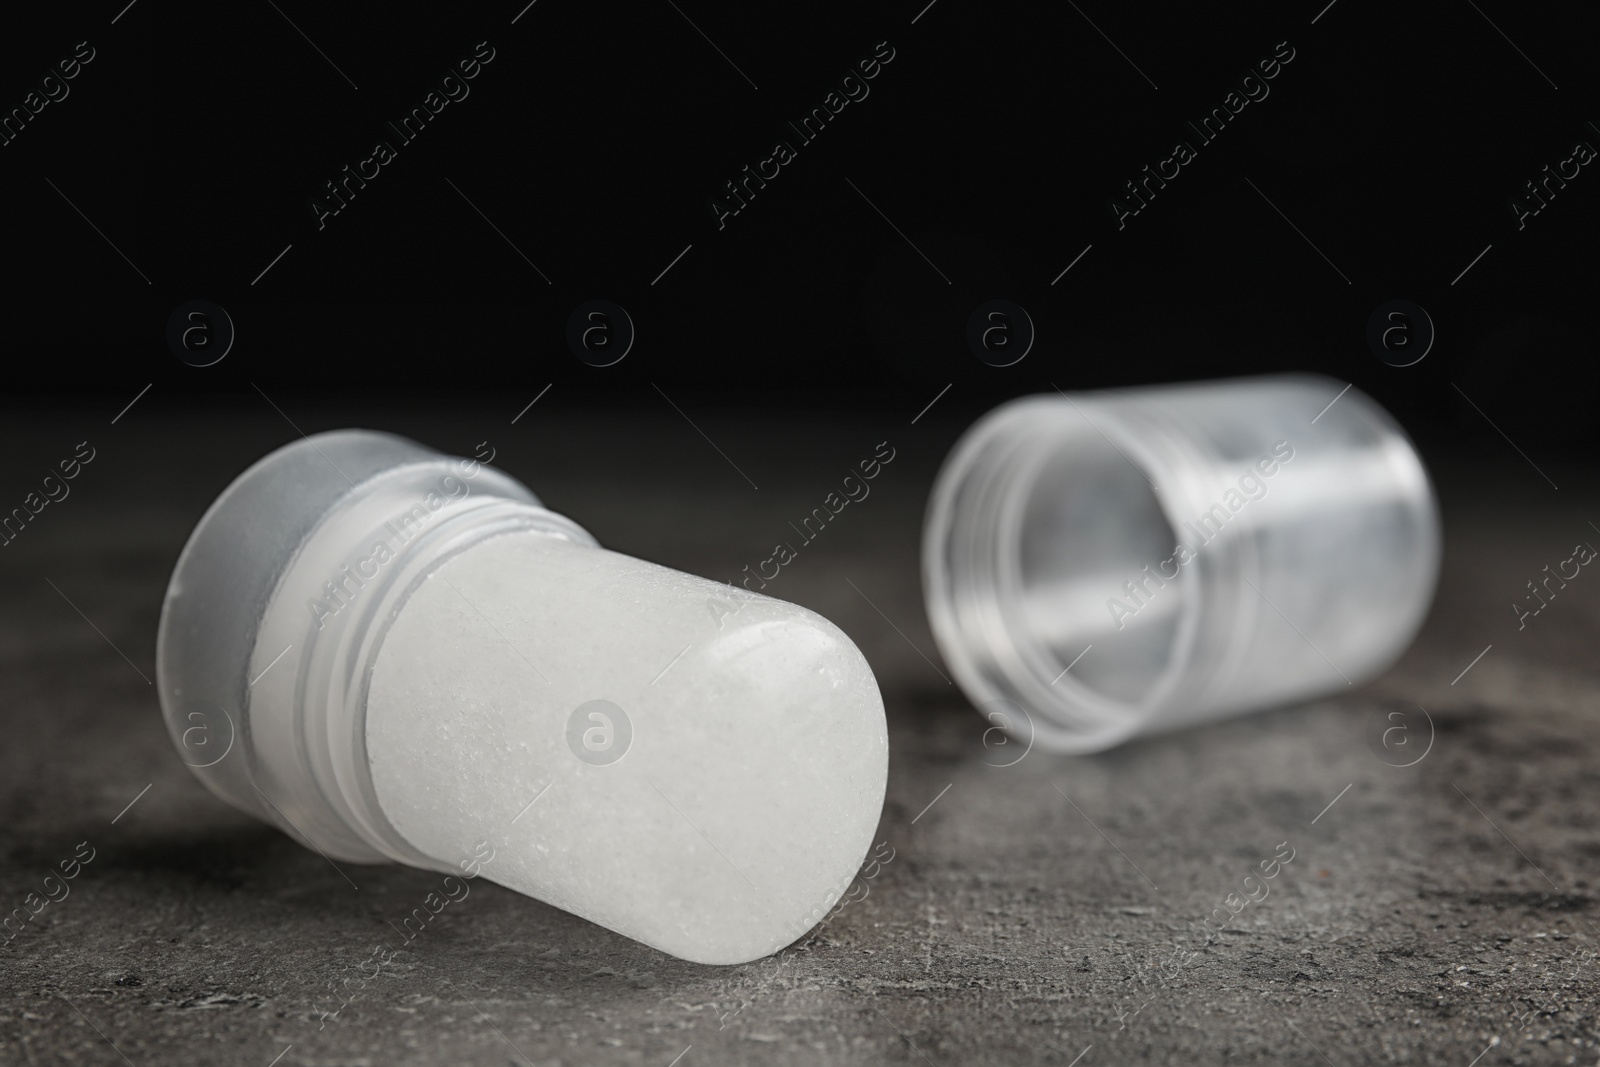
[{"left": 922, "top": 374, "right": 1440, "bottom": 754}]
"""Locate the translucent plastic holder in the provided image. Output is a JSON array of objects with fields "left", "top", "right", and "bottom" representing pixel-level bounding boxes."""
[{"left": 922, "top": 375, "right": 1440, "bottom": 754}]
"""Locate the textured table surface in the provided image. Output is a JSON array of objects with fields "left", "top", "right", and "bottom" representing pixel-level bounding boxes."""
[{"left": 1, "top": 404, "right": 1595, "bottom": 1067}]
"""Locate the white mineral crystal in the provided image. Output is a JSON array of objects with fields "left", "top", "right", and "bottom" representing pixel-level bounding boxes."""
[{"left": 365, "top": 530, "right": 889, "bottom": 964}]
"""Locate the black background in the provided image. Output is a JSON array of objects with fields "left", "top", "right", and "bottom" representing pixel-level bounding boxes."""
[{"left": 2, "top": 0, "right": 1596, "bottom": 446}]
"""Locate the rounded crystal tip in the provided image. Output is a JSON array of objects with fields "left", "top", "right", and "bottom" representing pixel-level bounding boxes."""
[{"left": 366, "top": 530, "right": 890, "bottom": 965}]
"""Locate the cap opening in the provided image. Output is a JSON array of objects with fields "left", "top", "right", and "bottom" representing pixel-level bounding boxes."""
[
  {"left": 1008, "top": 425, "right": 1185, "bottom": 707},
  {"left": 924, "top": 399, "right": 1193, "bottom": 753}
]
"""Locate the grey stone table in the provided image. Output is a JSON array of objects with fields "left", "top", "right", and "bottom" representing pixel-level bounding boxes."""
[{"left": 1, "top": 403, "right": 1595, "bottom": 1066}]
